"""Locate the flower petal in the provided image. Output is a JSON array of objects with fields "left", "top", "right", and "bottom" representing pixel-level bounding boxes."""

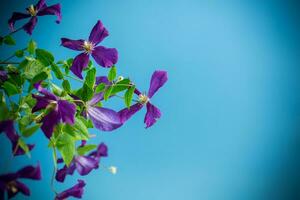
[
  {"left": 37, "top": 4, "right": 62, "bottom": 23},
  {"left": 41, "top": 109, "right": 60, "bottom": 138},
  {"left": 89, "top": 143, "right": 108, "bottom": 162},
  {"left": 55, "top": 180, "right": 85, "bottom": 200},
  {"left": 70, "top": 53, "right": 90, "bottom": 79},
  {"left": 23, "top": 16, "right": 38, "bottom": 35},
  {"left": 87, "top": 106, "right": 122, "bottom": 131},
  {"left": 56, "top": 164, "right": 76, "bottom": 183},
  {"left": 75, "top": 156, "right": 98, "bottom": 176},
  {"left": 118, "top": 103, "right": 143, "bottom": 123},
  {"left": 88, "top": 20, "right": 109, "bottom": 45},
  {"left": 34, "top": 82, "right": 57, "bottom": 100},
  {"left": 92, "top": 46, "right": 118, "bottom": 68},
  {"left": 32, "top": 94, "right": 50, "bottom": 112},
  {"left": 58, "top": 100, "right": 76, "bottom": 124},
  {"left": 144, "top": 103, "right": 161, "bottom": 128},
  {"left": 17, "top": 164, "right": 41, "bottom": 180},
  {"left": 35, "top": 0, "right": 46, "bottom": 10},
  {"left": 61, "top": 38, "right": 84, "bottom": 51},
  {"left": 8, "top": 12, "right": 30, "bottom": 31},
  {"left": 148, "top": 70, "right": 168, "bottom": 98},
  {"left": 96, "top": 76, "right": 110, "bottom": 85},
  {"left": 88, "top": 93, "right": 104, "bottom": 106}
]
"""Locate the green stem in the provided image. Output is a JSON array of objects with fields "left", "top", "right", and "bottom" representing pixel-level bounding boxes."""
[
  {"left": 51, "top": 146, "right": 58, "bottom": 195},
  {"left": 0, "top": 62, "right": 20, "bottom": 65},
  {"left": 1, "top": 47, "right": 27, "bottom": 63},
  {"left": 63, "top": 73, "right": 84, "bottom": 83}
]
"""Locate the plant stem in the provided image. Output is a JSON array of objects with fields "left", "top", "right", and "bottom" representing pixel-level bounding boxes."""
[
  {"left": 63, "top": 73, "right": 84, "bottom": 83},
  {"left": 1, "top": 47, "right": 27, "bottom": 63},
  {"left": 51, "top": 147, "right": 58, "bottom": 196},
  {"left": 9, "top": 27, "right": 23, "bottom": 36},
  {"left": 0, "top": 62, "right": 20, "bottom": 65}
]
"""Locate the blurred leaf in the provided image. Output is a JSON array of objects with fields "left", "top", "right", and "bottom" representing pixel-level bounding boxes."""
[
  {"left": 3, "top": 35, "right": 16, "bottom": 45},
  {"left": 63, "top": 117, "right": 89, "bottom": 140},
  {"left": 18, "top": 138, "right": 31, "bottom": 157},
  {"left": 51, "top": 63, "right": 64, "bottom": 79},
  {"left": 36, "top": 49, "right": 54, "bottom": 66},
  {"left": 56, "top": 133, "right": 75, "bottom": 166},
  {"left": 62, "top": 80, "right": 71, "bottom": 93},
  {"left": 3, "top": 81, "right": 19, "bottom": 96},
  {"left": 21, "top": 124, "right": 41, "bottom": 137},
  {"left": 27, "top": 39, "right": 36, "bottom": 55},
  {"left": 108, "top": 66, "right": 116, "bottom": 81},
  {"left": 124, "top": 85, "right": 135, "bottom": 108},
  {"left": 23, "top": 59, "right": 46, "bottom": 79},
  {"left": 81, "top": 84, "right": 93, "bottom": 101},
  {"left": 15, "top": 49, "right": 24, "bottom": 58},
  {"left": 95, "top": 83, "right": 105, "bottom": 93},
  {"left": 104, "top": 86, "right": 113, "bottom": 100},
  {"left": 77, "top": 144, "right": 97, "bottom": 156},
  {"left": 84, "top": 68, "right": 96, "bottom": 89}
]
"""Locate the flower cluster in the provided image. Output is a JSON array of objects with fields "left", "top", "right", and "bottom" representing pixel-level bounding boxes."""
[{"left": 0, "top": 0, "right": 167, "bottom": 199}]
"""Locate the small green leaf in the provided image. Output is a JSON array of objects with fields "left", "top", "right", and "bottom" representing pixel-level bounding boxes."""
[
  {"left": 84, "top": 68, "right": 96, "bottom": 88},
  {"left": 81, "top": 84, "right": 94, "bottom": 101},
  {"left": 51, "top": 63, "right": 64, "bottom": 79},
  {"left": 108, "top": 66, "right": 117, "bottom": 81},
  {"left": 21, "top": 124, "right": 41, "bottom": 137},
  {"left": 63, "top": 117, "right": 89, "bottom": 140},
  {"left": 62, "top": 80, "right": 71, "bottom": 92},
  {"left": 36, "top": 49, "right": 54, "bottom": 66},
  {"left": 104, "top": 86, "right": 113, "bottom": 100},
  {"left": 18, "top": 138, "right": 31, "bottom": 157},
  {"left": 95, "top": 83, "right": 105, "bottom": 93},
  {"left": 56, "top": 133, "right": 75, "bottom": 166},
  {"left": 3, "top": 35, "right": 16, "bottom": 45},
  {"left": 77, "top": 144, "right": 97, "bottom": 156},
  {"left": 15, "top": 50, "right": 24, "bottom": 58},
  {"left": 3, "top": 81, "right": 19, "bottom": 96},
  {"left": 27, "top": 39, "right": 37, "bottom": 55},
  {"left": 23, "top": 59, "right": 46, "bottom": 79},
  {"left": 32, "top": 71, "right": 48, "bottom": 84},
  {"left": 111, "top": 78, "right": 131, "bottom": 95},
  {"left": 51, "top": 83, "right": 63, "bottom": 96},
  {"left": 124, "top": 86, "right": 135, "bottom": 108}
]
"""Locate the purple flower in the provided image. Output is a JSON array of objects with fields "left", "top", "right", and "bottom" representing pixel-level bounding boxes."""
[
  {"left": 55, "top": 179, "right": 85, "bottom": 200},
  {"left": 32, "top": 83, "right": 76, "bottom": 138},
  {"left": 0, "top": 120, "right": 34, "bottom": 156},
  {"left": 0, "top": 164, "right": 41, "bottom": 199},
  {"left": 56, "top": 143, "right": 108, "bottom": 182},
  {"left": 8, "top": 0, "right": 61, "bottom": 35},
  {"left": 119, "top": 70, "right": 168, "bottom": 128},
  {"left": 61, "top": 20, "right": 118, "bottom": 79},
  {"left": 0, "top": 70, "right": 8, "bottom": 82}
]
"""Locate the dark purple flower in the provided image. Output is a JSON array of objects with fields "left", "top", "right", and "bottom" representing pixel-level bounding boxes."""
[
  {"left": 119, "top": 70, "right": 168, "bottom": 128},
  {"left": 8, "top": 0, "right": 61, "bottom": 35},
  {"left": 0, "top": 70, "right": 8, "bottom": 82},
  {"left": 61, "top": 20, "right": 118, "bottom": 79},
  {"left": 0, "top": 164, "right": 41, "bottom": 199},
  {"left": 55, "top": 179, "right": 85, "bottom": 200},
  {"left": 32, "top": 83, "right": 76, "bottom": 138},
  {"left": 56, "top": 143, "right": 107, "bottom": 182},
  {"left": 0, "top": 120, "right": 34, "bottom": 156}
]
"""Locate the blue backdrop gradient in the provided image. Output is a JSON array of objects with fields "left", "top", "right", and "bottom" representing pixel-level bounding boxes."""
[{"left": 1, "top": 0, "right": 300, "bottom": 199}]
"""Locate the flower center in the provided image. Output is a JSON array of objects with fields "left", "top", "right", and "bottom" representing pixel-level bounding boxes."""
[
  {"left": 138, "top": 94, "right": 149, "bottom": 104},
  {"left": 7, "top": 181, "right": 18, "bottom": 194},
  {"left": 82, "top": 41, "right": 95, "bottom": 54},
  {"left": 27, "top": 5, "right": 37, "bottom": 16}
]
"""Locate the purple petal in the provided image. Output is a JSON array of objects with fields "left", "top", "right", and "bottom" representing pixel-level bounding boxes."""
[
  {"left": 87, "top": 106, "right": 122, "bottom": 131},
  {"left": 41, "top": 109, "right": 60, "bottom": 138},
  {"left": 61, "top": 38, "right": 84, "bottom": 51},
  {"left": 7, "top": 180, "right": 30, "bottom": 199},
  {"left": 32, "top": 94, "right": 50, "bottom": 112},
  {"left": 148, "top": 70, "right": 168, "bottom": 98},
  {"left": 35, "top": 0, "right": 46, "bottom": 10},
  {"left": 55, "top": 180, "right": 85, "bottom": 200},
  {"left": 56, "top": 164, "right": 76, "bottom": 183},
  {"left": 34, "top": 82, "right": 57, "bottom": 100},
  {"left": 23, "top": 16, "right": 37, "bottom": 35},
  {"left": 57, "top": 100, "right": 76, "bottom": 124},
  {"left": 88, "top": 20, "right": 109, "bottom": 45},
  {"left": 70, "top": 53, "right": 90, "bottom": 79},
  {"left": 96, "top": 76, "right": 110, "bottom": 85},
  {"left": 37, "top": 4, "right": 62, "bottom": 23},
  {"left": 74, "top": 156, "right": 98, "bottom": 176},
  {"left": 0, "top": 70, "right": 8, "bottom": 82},
  {"left": 17, "top": 164, "right": 41, "bottom": 180},
  {"left": 134, "top": 88, "right": 141, "bottom": 95},
  {"left": 88, "top": 93, "right": 104, "bottom": 106},
  {"left": 13, "top": 143, "right": 35, "bottom": 156},
  {"left": 118, "top": 103, "right": 143, "bottom": 123},
  {"left": 8, "top": 12, "right": 30, "bottom": 30},
  {"left": 89, "top": 143, "right": 108, "bottom": 162},
  {"left": 144, "top": 103, "right": 161, "bottom": 128},
  {"left": 92, "top": 46, "right": 118, "bottom": 68}
]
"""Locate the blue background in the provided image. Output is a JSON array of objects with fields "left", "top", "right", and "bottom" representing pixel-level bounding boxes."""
[{"left": 1, "top": 0, "right": 300, "bottom": 199}]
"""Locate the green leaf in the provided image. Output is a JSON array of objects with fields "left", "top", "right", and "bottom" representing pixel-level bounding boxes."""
[
  {"left": 18, "top": 138, "right": 31, "bottom": 157},
  {"left": 36, "top": 49, "right": 54, "bottom": 66},
  {"left": 81, "top": 84, "right": 93, "bottom": 101},
  {"left": 84, "top": 68, "right": 96, "bottom": 88},
  {"left": 63, "top": 117, "right": 89, "bottom": 140},
  {"left": 62, "top": 80, "right": 71, "bottom": 92},
  {"left": 124, "top": 85, "right": 135, "bottom": 108},
  {"left": 3, "top": 81, "right": 19, "bottom": 96},
  {"left": 21, "top": 124, "right": 41, "bottom": 137},
  {"left": 108, "top": 66, "right": 117, "bottom": 81},
  {"left": 104, "top": 86, "right": 113, "bottom": 100},
  {"left": 3, "top": 35, "right": 16, "bottom": 45},
  {"left": 32, "top": 71, "right": 48, "bottom": 84},
  {"left": 56, "top": 133, "right": 75, "bottom": 166},
  {"left": 51, "top": 63, "right": 64, "bottom": 79},
  {"left": 111, "top": 78, "right": 131, "bottom": 95},
  {"left": 23, "top": 59, "right": 46, "bottom": 79},
  {"left": 27, "top": 39, "right": 37, "bottom": 55},
  {"left": 15, "top": 50, "right": 24, "bottom": 58},
  {"left": 95, "top": 83, "right": 105, "bottom": 93},
  {"left": 51, "top": 83, "right": 63, "bottom": 96},
  {"left": 77, "top": 144, "right": 97, "bottom": 156}
]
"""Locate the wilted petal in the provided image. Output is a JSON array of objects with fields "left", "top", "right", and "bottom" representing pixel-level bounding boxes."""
[
  {"left": 89, "top": 20, "right": 109, "bottom": 45},
  {"left": 23, "top": 16, "right": 37, "bottom": 35},
  {"left": 38, "top": 4, "right": 62, "bottom": 23},
  {"left": 74, "top": 156, "right": 98, "bottom": 176},
  {"left": 148, "top": 70, "right": 168, "bottom": 98},
  {"left": 56, "top": 164, "right": 76, "bottom": 183},
  {"left": 35, "top": 0, "right": 46, "bottom": 10},
  {"left": 61, "top": 38, "right": 84, "bottom": 51},
  {"left": 58, "top": 100, "right": 76, "bottom": 124},
  {"left": 55, "top": 180, "right": 85, "bottom": 200},
  {"left": 17, "top": 164, "right": 41, "bottom": 180},
  {"left": 32, "top": 94, "right": 50, "bottom": 112},
  {"left": 92, "top": 46, "right": 118, "bottom": 68},
  {"left": 7, "top": 180, "right": 30, "bottom": 199},
  {"left": 8, "top": 12, "right": 30, "bottom": 30},
  {"left": 41, "top": 109, "right": 60, "bottom": 138},
  {"left": 87, "top": 106, "right": 122, "bottom": 131},
  {"left": 70, "top": 53, "right": 90, "bottom": 79},
  {"left": 144, "top": 103, "right": 161, "bottom": 128},
  {"left": 118, "top": 103, "right": 143, "bottom": 123}
]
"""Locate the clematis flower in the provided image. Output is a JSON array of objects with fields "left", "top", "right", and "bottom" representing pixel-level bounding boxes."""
[
  {"left": 119, "top": 70, "right": 168, "bottom": 128},
  {"left": 0, "top": 120, "right": 34, "bottom": 156},
  {"left": 55, "top": 179, "right": 85, "bottom": 200},
  {"left": 0, "top": 164, "right": 41, "bottom": 199},
  {"left": 31, "top": 83, "right": 76, "bottom": 138},
  {"left": 56, "top": 143, "right": 108, "bottom": 182},
  {"left": 0, "top": 70, "right": 8, "bottom": 82},
  {"left": 8, "top": 0, "right": 61, "bottom": 35},
  {"left": 61, "top": 20, "right": 118, "bottom": 79}
]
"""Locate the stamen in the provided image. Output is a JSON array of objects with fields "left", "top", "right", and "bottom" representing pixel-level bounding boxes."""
[
  {"left": 27, "top": 5, "right": 37, "bottom": 16},
  {"left": 82, "top": 41, "right": 95, "bottom": 54},
  {"left": 138, "top": 94, "right": 149, "bottom": 104},
  {"left": 108, "top": 166, "right": 117, "bottom": 175}
]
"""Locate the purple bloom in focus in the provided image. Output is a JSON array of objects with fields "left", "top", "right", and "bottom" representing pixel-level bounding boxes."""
[
  {"left": 31, "top": 83, "right": 76, "bottom": 138},
  {"left": 55, "top": 179, "right": 85, "bottom": 200},
  {"left": 0, "top": 164, "right": 41, "bottom": 199},
  {"left": 0, "top": 120, "right": 34, "bottom": 156},
  {"left": 61, "top": 20, "right": 118, "bottom": 79},
  {"left": 0, "top": 70, "right": 8, "bottom": 82},
  {"left": 56, "top": 143, "right": 108, "bottom": 182},
  {"left": 8, "top": 0, "right": 61, "bottom": 35},
  {"left": 119, "top": 70, "right": 168, "bottom": 128}
]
